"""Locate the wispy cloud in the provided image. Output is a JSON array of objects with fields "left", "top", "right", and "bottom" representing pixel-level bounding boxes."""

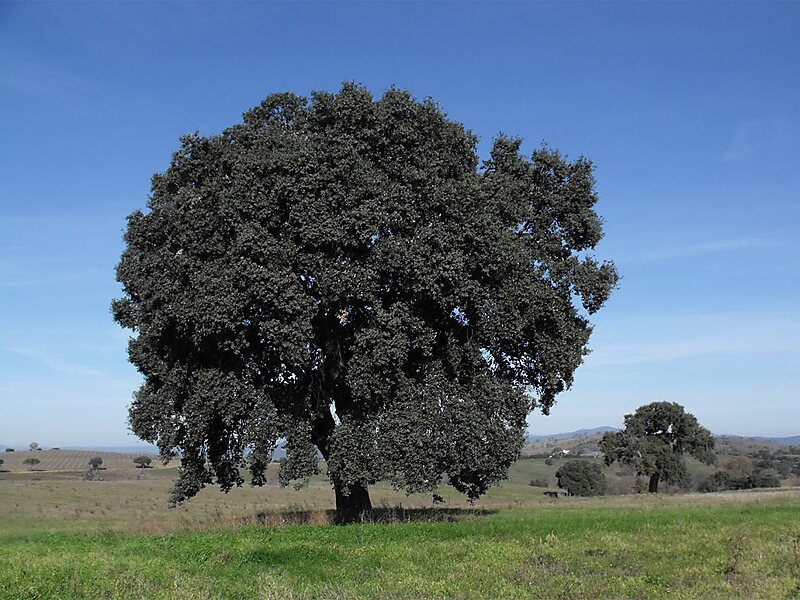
[
  {"left": 0, "top": 377, "right": 141, "bottom": 447},
  {"left": 3, "top": 348, "right": 107, "bottom": 379},
  {"left": 587, "top": 339, "right": 739, "bottom": 367},
  {"left": 0, "top": 213, "right": 121, "bottom": 288},
  {"left": 0, "top": 272, "right": 103, "bottom": 288},
  {"left": 0, "top": 56, "right": 92, "bottom": 97},
  {"left": 584, "top": 310, "right": 800, "bottom": 368},
  {"left": 722, "top": 117, "right": 795, "bottom": 163},
  {"left": 625, "top": 238, "right": 783, "bottom": 263}
]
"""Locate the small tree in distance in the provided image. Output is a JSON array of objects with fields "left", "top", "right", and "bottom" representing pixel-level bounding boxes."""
[
  {"left": 84, "top": 457, "right": 104, "bottom": 481},
  {"left": 23, "top": 457, "right": 41, "bottom": 470},
  {"left": 600, "top": 402, "right": 714, "bottom": 493},
  {"left": 555, "top": 460, "right": 607, "bottom": 496},
  {"left": 133, "top": 456, "right": 152, "bottom": 469},
  {"left": 723, "top": 456, "right": 753, "bottom": 480}
]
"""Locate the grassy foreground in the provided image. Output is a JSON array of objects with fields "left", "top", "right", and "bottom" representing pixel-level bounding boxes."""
[{"left": 2, "top": 492, "right": 799, "bottom": 599}]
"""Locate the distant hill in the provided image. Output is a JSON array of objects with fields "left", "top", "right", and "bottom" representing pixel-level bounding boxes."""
[
  {"left": 526, "top": 427, "right": 618, "bottom": 443},
  {"left": 717, "top": 435, "right": 800, "bottom": 447},
  {"left": 524, "top": 429, "right": 800, "bottom": 448},
  {"left": 759, "top": 435, "right": 800, "bottom": 446}
]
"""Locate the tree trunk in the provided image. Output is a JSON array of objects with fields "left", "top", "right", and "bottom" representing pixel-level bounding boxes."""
[
  {"left": 310, "top": 409, "right": 372, "bottom": 524},
  {"left": 648, "top": 472, "right": 660, "bottom": 493},
  {"left": 333, "top": 480, "right": 372, "bottom": 524}
]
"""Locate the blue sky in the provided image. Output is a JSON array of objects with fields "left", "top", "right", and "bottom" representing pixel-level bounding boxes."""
[{"left": 1, "top": 2, "right": 798, "bottom": 447}]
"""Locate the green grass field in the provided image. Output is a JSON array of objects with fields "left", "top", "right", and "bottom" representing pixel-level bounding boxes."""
[
  {"left": 0, "top": 452, "right": 800, "bottom": 599},
  {"left": 2, "top": 448, "right": 798, "bottom": 598},
  {"left": 2, "top": 491, "right": 799, "bottom": 599}
]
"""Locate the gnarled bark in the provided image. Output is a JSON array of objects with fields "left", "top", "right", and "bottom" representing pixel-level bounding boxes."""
[
  {"left": 311, "top": 408, "right": 372, "bottom": 523},
  {"left": 333, "top": 480, "right": 372, "bottom": 524}
]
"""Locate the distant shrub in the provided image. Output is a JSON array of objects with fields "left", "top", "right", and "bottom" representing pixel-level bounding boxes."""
[
  {"left": 774, "top": 460, "right": 792, "bottom": 478},
  {"left": 749, "top": 469, "right": 781, "bottom": 488},
  {"left": 631, "top": 477, "right": 648, "bottom": 494},
  {"left": 555, "top": 460, "right": 607, "bottom": 497},
  {"left": 23, "top": 458, "right": 41, "bottom": 469},
  {"left": 723, "top": 456, "right": 753, "bottom": 480},
  {"left": 544, "top": 458, "right": 554, "bottom": 466},
  {"left": 697, "top": 471, "right": 732, "bottom": 493},
  {"left": 88, "top": 457, "right": 104, "bottom": 470},
  {"left": 4, "top": 448, "right": 14, "bottom": 452},
  {"left": 133, "top": 456, "right": 152, "bottom": 469},
  {"left": 529, "top": 478, "right": 549, "bottom": 488},
  {"left": 698, "top": 468, "right": 782, "bottom": 493}
]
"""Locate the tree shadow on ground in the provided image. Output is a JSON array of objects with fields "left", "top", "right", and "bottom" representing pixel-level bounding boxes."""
[{"left": 255, "top": 506, "right": 497, "bottom": 526}]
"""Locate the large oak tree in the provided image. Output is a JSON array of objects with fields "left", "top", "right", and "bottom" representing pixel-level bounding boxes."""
[
  {"left": 600, "top": 402, "right": 715, "bottom": 493},
  {"left": 113, "top": 84, "right": 618, "bottom": 521}
]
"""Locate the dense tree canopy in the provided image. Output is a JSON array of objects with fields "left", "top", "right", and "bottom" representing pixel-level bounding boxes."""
[
  {"left": 113, "top": 83, "right": 617, "bottom": 521},
  {"left": 133, "top": 456, "right": 152, "bottom": 469},
  {"left": 555, "top": 460, "right": 607, "bottom": 496},
  {"left": 600, "top": 402, "right": 714, "bottom": 493}
]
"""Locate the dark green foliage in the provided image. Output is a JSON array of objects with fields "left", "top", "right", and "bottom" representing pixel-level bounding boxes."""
[
  {"left": 600, "top": 402, "right": 714, "bottom": 493},
  {"left": 114, "top": 83, "right": 617, "bottom": 518},
  {"left": 88, "top": 457, "right": 103, "bottom": 470},
  {"left": 749, "top": 469, "right": 781, "bottom": 488},
  {"left": 756, "top": 459, "right": 792, "bottom": 478},
  {"left": 555, "top": 460, "right": 606, "bottom": 496},
  {"left": 4, "top": 448, "right": 14, "bottom": 452},
  {"left": 724, "top": 456, "right": 753, "bottom": 480},
  {"left": 133, "top": 456, "right": 152, "bottom": 469},
  {"left": 698, "top": 468, "right": 781, "bottom": 493},
  {"left": 697, "top": 471, "right": 733, "bottom": 493},
  {"left": 529, "top": 478, "right": 549, "bottom": 488},
  {"left": 23, "top": 458, "right": 40, "bottom": 468}
]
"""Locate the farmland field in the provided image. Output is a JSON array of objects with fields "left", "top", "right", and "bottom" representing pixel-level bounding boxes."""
[
  {"left": 0, "top": 449, "right": 165, "bottom": 474},
  {"left": 0, "top": 449, "right": 747, "bottom": 535}
]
